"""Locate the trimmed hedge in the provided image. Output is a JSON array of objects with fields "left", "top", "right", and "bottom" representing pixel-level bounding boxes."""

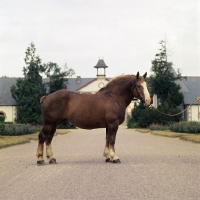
[
  {"left": 149, "top": 123, "right": 169, "bottom": 130},
  {"left": 0, "top": 122, "right": 76, "bottom": 136},
  {"left": 0, "top": 124, "right": 41, "bottom": 136},
  {"left": 169, "top": 121, "right": 200, "bottom": 133}
]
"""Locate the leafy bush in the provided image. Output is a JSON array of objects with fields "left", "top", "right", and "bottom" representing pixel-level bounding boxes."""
[
  {"left": 0, "top": 124, "right": 41, "bottom": 136},
  {"left": 169, "top": 121, "right": 200, "bottom": 133},
  {"left": 0, "top": 121, "right": 13, "bottom": 124},
  {"left": 127, "top": 121, "right": 139, "bottom": 128},
  {"left": 55, "top": 119, "right": 76, "bottom": 129},
  {"left": 57, "top": 123, "right": 76, "bottom": 129},
  {"left": 0, "top": 124, "right": 5, "bottom": 133},
  {"left": 127, "top": 102, "right": 182, "bottom": 128},
  {"left": 149, "top": 123, "right": 169, "bottom": 130}
]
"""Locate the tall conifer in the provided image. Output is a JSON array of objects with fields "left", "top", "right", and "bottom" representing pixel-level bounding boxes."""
[
  {"left": 128, "top": 40, "right": 183, "bottom": 127},
  {"left": 149, "top": 40, "right": 183, "bottom": 108},
  {"left": 11, "top": 43, "right": 46, "bottom": 124}
]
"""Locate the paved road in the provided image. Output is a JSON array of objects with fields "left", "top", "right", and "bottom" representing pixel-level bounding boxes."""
[{"left": 1, "top": 126, "right": 200, "bottom": 200}]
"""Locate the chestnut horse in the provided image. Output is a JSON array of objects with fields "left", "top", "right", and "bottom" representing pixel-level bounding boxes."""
[{"left": 36, "top": 72, "right": 150, "bottom": 165}]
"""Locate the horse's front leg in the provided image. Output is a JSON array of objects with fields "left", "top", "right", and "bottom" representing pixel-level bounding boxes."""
[{"left": 105, "top": 123, "right": 120, "bottom": 163}]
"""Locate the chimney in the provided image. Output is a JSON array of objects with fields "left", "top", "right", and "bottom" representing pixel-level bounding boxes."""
[{"left": 76, "top": 76, "right": 81, "bottom": 83}]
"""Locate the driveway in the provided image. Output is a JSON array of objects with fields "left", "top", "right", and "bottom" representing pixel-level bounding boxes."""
[{"left": 0, "top": 126, "right": 200, "bottom": 200}]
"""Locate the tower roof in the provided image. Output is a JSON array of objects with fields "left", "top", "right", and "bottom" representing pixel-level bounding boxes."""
[{"left": 94, "top": 59, "right": 108, "bottom": 68}]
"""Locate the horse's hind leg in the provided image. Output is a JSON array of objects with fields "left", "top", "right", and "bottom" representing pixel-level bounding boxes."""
[
  {"left": 107, "top": 123, "right": 120, "bottom": 163},
  {"left": 45, "top": 125, "right": 57, "bottom": 164},
  {"left": 36, "top": 124, "right": 56, "bottom": 165},
  {"left": 36, "top": 131, "right": 46, "bottom": 165},
  {"left": 103, "top": 128, "right": 111, "bottom": 162}
]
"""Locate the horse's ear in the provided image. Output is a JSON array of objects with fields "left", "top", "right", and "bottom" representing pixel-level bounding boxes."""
[
  {"left": 143, "top": 72, "right": 147, "bottom": 79},
  {"left": 136, "top": 72, "right": 140, "bottom": 79}
]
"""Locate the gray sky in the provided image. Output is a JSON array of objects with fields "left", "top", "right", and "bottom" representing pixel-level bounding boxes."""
[{"left": 0, "top": 0, "right": 199, "bottom": 78}]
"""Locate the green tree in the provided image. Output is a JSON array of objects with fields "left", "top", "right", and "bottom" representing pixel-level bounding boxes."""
[
  {"left": 11, "top": 42, "right": 46, "bottom": 124},
  {"left": 127, "top": 40, "right": 183, "bottom": 128},
  {"left": 45, "top": 62, "right": 75, "bottom": 94},
  {"left": 149, "top": 40, "right": 183, "bottom": 107}
]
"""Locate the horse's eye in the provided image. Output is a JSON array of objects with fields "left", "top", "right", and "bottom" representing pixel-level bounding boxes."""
[{"left": 137, "top": 85, "right": 141, "bottom": 88}]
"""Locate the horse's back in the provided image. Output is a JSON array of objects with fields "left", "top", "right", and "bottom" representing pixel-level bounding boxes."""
[
  {"left": 41, "top": 90, "right": 72, "bottom": 122},
  {"left": 42, "top": 89, "right": 71, "bottom": 106}
]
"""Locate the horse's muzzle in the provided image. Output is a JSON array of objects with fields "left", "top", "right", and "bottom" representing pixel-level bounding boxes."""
[{"left": 141, "top": 98, "right": 150, "bottom": 106}]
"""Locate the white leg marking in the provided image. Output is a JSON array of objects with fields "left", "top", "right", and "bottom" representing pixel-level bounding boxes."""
[
  {"left": 103, "top": 146, "right": 111, "bottom": 160},
  {"left": 36, "top": 144, "right": 44, "bottom": 161},
  {"left": 109, "top": 149, "right": 119, "bottom": 161},
  {"left": 103, "top": 146, "right": 109, "bottom": 157},
  {"left": 36, "top": 151, "right": 44, "bottom": 161},
  {"left": 46, "top": 144, "right": 54, "bottom": 160}
]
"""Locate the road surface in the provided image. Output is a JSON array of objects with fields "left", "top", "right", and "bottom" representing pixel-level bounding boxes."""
[{"left": 1, "top": 126, "right": 200, "bottom": 200}]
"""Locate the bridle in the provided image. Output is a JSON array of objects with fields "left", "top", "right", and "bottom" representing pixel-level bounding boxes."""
[{"left": 131, "top": 78, "right": 144, "bottom": 103}]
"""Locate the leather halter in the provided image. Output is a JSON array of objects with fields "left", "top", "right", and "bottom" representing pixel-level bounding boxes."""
[{"left": 131, "top": 79, "right": 144, "bottom": 102}]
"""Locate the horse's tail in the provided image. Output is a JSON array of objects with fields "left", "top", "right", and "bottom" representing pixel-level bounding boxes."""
[{"left": 40, "top": 96, "right": 46, "bottom": 103}]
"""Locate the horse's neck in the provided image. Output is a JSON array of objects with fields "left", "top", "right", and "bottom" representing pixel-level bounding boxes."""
[{"left": 108, "top": 81, "right": 133, "bottom": 107}]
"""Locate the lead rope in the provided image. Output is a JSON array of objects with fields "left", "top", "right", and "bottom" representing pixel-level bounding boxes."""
[{"left": 149, "top": 97, "right": 200, "bottom": 117}]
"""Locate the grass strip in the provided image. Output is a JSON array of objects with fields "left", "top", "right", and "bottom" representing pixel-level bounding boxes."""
[
  {"left": 135, "top": 128, "right": 200, "bottom": 143},
  {"left": 0, "top": 130, "right": 70, "bottom": 149}
]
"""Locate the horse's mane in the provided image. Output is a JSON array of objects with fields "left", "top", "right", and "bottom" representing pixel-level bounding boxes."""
[
  {"left": 108, "top": 74, "right": 135, "bottom": 84},
  {"left": 98, "top": 74, "right": 135, "bottom": 92}
]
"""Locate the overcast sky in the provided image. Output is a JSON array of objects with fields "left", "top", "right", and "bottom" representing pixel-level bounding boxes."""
[{"left": 0, "top": 0, "right": 199, "bottom": 78}]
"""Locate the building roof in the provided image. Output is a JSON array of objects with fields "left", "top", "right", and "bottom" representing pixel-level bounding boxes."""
[
  {"left": 178, "top": 77, "right": 200, "bottom": 105},
  {"left": 0, "top": 76, "right": 200, "bottom": 106},
  {"left": 0, "top": 78, "right": 18, "bottom": 106},
  {"left": 66, "top": 78, "right": 96, "bottom": 91},
  {"left": 94, "top": 59, "right": 108, "bottom": 68},
  {"left": 0, "top": 77, "right": 100, "bottom": 105}
]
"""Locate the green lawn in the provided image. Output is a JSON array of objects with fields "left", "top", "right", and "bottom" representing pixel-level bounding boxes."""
[
  {"left": 0, "top": 129, "right": 70, "bottom": 149},
  {"left": 135, "top": 128, "right": 200, "bottom": 143}
]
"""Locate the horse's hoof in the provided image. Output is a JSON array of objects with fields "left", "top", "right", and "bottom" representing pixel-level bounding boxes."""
[
  {"left": 49, "top": 158, "right": 57, "bottom": 164},
  {"left": 105, "top": 158, "right": 111, "bottom": 162},
  {"left": 113, "top": 159, "right": 121, "bottom": 163},
  {"left": 37, "top": 160, "right": 45, "bottom": 166}
]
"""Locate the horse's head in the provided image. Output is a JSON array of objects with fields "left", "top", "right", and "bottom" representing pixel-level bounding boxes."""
[{"left": 132, "top": 72, "right": 151, "bottom": 106}]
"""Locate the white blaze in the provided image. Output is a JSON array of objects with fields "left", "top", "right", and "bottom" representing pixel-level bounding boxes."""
[{"left": 141, "top": 81, "right": 151, "bottom": 105}]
